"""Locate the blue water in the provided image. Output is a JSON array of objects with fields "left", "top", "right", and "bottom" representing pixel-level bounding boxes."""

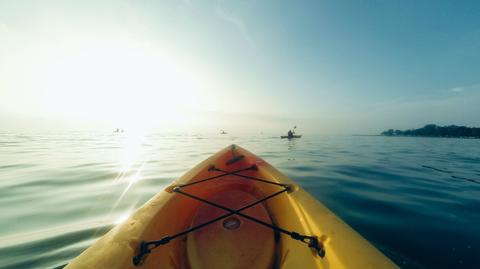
[{"left": 0, "top": 133, "right": 479, "bottom": 269}]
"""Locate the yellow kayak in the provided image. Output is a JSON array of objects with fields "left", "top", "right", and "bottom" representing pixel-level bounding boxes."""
[{"left": 66, "top": 145, "right": 398, "bottom": 269}]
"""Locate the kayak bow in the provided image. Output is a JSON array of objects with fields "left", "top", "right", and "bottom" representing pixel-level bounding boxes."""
[{"left": 66, "top": 144, "right": 398, "bottom": 269}]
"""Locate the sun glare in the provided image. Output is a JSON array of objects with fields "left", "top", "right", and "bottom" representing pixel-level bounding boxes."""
[{"left": 33, "top": 40, "right": 209, "bottom": 131}]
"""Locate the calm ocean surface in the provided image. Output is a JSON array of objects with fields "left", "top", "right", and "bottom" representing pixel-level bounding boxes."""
[{"left": 0, "top": 132, "right": 479, "bottom": 269}]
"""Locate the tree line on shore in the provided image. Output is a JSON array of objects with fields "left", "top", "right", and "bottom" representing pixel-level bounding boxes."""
[{"left": 381, "top": 124, "right": 480, "bottom": 138}]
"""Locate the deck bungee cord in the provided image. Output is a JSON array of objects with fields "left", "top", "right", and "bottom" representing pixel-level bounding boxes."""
[{"left": 133, "top": 163, "right": 325, "bottom": 266}]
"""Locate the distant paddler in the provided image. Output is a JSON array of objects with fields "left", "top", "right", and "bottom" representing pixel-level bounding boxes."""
[{"left": 281, "top": 126, "right": 302, "bottom": 139}]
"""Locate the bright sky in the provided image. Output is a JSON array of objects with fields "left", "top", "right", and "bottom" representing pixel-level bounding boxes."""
[{"left": 1, "top": 1, "right": 479, "bottom": 134}]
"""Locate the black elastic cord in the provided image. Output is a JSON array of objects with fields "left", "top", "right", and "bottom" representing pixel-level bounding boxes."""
[
  {"left": 173, "top": 187, "right": 324, "bottom": 256},
  {"left": 132, "top": 166, "right": 325, "bottom": 266},
  {"left": 133, "top": 187, "right": 288, "bottom": 265},
  {"left": 179, "top": 166, "right": 255, "bottom": 188},
  {"left": 175, "top": 188, "right": 294, "bottom": 235},
  {"left": 213, "top": 167, "right": 288, "bottom": 187}
]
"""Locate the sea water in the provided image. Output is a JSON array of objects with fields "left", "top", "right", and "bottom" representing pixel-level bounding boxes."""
[{"left": 0, "top": 132, "right": 479, "bottom": 269}]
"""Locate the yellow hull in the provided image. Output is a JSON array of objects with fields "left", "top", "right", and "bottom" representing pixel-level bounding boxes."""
[{"left": 66, "top": 145, "right": 398, "bottom": 269}]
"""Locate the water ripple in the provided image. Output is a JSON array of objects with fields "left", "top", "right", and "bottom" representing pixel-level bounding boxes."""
[{"left": 0, "top": 134, "right": 479, "bottom": 269}]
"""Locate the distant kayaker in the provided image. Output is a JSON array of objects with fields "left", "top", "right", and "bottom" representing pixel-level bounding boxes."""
[{"left": 287, "top": 130, "right": 293, "bottom": 138}]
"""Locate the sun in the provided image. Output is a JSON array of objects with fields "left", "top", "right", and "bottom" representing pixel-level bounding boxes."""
[{"left": 34, "top": 40, "right": 209, "bottom": 132}]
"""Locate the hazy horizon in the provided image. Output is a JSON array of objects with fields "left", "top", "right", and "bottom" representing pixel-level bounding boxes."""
[{"left": 1, "top": 1, "right": 479, "bottom": 135}]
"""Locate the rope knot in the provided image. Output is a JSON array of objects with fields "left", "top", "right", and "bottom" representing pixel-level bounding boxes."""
[
  {"left": 305, "top": 236, "right": 326, "bottom": 258},
  {"left": 132, "top": 241, "right": 152, "bottom": 266}
]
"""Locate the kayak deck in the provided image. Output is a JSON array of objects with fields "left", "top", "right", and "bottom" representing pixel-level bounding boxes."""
[
  {"left": 66, "top": 145, "right": 398, "bottom": 269},
  {"left": 187, "top": 189, "right": 275, "bottom": 269},
  {"left": 280, "top": 135, "right": 302, "bottom": 139}
]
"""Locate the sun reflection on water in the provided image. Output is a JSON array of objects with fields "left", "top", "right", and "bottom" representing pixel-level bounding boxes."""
[
  {"left": 119, "top": 132, "right": 146, "bottom": 174},
  {"left": 107, "top": 131, "right": 149, "bottom": 223}
]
